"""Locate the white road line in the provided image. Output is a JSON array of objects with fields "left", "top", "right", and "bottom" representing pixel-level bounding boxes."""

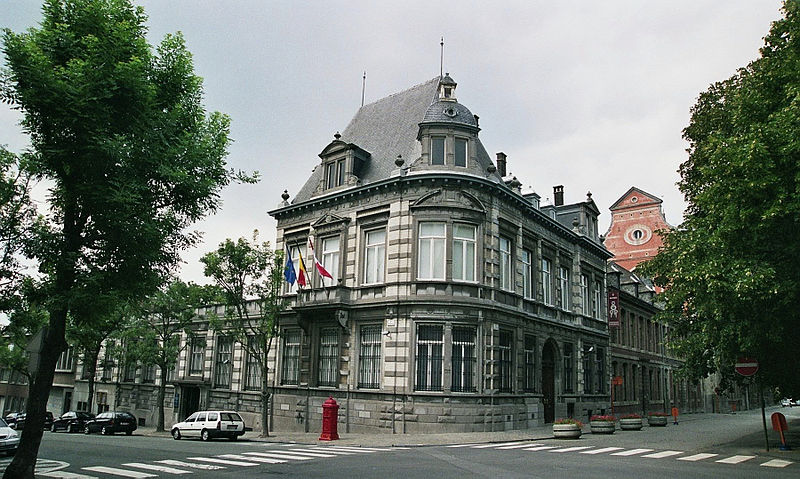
[
  {"left": 155, "top": 460, "right": 225, "bottom": 470},
  {"left": 580, "top": 447, "right": 624, "bottom": 455},
  {"left": 678, "top": 453, "right": 719, "bottom": 462},
  {"left": 445, "top": 444, "right": 479, "bottom": 448},
  {"left": 642, "top": 450, "right": 684, "bottom": 459},
  {"left": 289, "top": 448, "right": 352, "bottom": 456},
  {"left": 326, "top": 446, "right": 392, "bottom": 452},
  {"left": 123, "top": 463, "right": 192, "bottom": 474},
  {"left": 716, "top": 455, "right": 756, "bottom": 464},
  {"left": 761, "top": 459, "right": 794, "bottom": 468},
  {"left": 186, "top": 457, "right": 259, "bottom": 466},
  {"left": 82, "top": 466, "right": 157, "bottom": 478},
  {"left": 550, "top": 446, "right": 593, "bottom": 453},
  {"left": 497, "top": 443, "right": 541, "bottom": 449},
  {"left": 243, "top": 452, "right": 311, "bottom": 461},
  {"left": 218, "top": 454, "right": 285, "bottom": 464},
  {"left": 610, "top": 449, "right": 654, "bottom": 456},
  {"left": 471, "top": 441, "right": 528, "bottom": 449},
  {"left": 39, "top": 472, "right": 99, "bottom": 479},
  {"left": 523, "top": 446, "right": 559, "bottom": 451}
]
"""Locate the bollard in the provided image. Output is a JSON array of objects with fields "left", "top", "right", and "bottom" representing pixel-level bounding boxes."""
[
  {"left": 771, "top": 412, "right": 790, "bottom": 450},
  {"left": 319, "top": 396, "right": 340, "bottom": 441}
]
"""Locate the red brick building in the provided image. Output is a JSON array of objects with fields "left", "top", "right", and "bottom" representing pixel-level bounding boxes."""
[{"left": 603, "top": 187, "right": 674, "bottom": 271}]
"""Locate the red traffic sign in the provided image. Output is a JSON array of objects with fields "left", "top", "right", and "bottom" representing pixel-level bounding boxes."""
[{"left": 735, "top": 357, "right": 759, "bottom": 376}]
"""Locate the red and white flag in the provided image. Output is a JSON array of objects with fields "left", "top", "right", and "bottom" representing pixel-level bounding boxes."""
[{"left": 308, "top": 238, "right": 333, "bottom": 280}]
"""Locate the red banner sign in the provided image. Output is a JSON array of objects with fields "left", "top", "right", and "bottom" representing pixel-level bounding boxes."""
[{"left": 608, "top": 289, "right": 620, "bottom": 327}]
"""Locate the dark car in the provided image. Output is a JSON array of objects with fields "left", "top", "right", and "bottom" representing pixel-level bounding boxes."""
[
  {"left": 13, "top": 412, "right": 55, "bottom": 431},
  {"left": 83, "top": 411, "right": 137, "bottom": 436},
  {"left": 50, "top": 411, "right": 95, "bottom": 433}
]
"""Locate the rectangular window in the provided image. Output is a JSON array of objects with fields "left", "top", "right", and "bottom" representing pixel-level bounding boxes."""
[
  {"left": 451, "top": 327, "right": 476, "bottom": 392},
  {"left": 454, "top": 138, "right": 467, "bottom": 167},
  {"left": 524, "top": 335, "right": 536, "bottom": 392},
  {"left": 124, "top": 359, "right": 137, "bottom": 383},
  {"left": 418, "top": 222, "right": 445, "bottom": 280},
  {"left": 287, "top": 244, "right": 307, "bottom": 294},
  {"left": 364, "top": 229, "right": 386, "bottom": 284},
  {"left": 593, "top": 280, "right": 603, "bottom": 319},
  {"left": 281, "top": 330, "right": 301, "bottom": 385},
  {"left": 142, "top": 364, "right": 156, "bottom": 384},
  {"left": 415, "top": 324, "right": 443, "bottom": 391},
  {"left": 214, "top": 336, "right": 233, "bottom": 388},
  {"left": 358, "top": 325, "right": 382, "bottom": 389},
  {"left": 321, "top": 236, "right": 340, "bottom": 286},
  {"left": 498, "top": 330, "right": 513, "bottom": 393},
  {"left": 189, "top": 336, "right": 204, "bottom": 376},
  {"left": 499, "top": 236, "right": 513, "bottom": 290},
  {"left": 452, "top": 224, "right": 476, "bottom": 282},
  {"left": 563, "top": 343, "right": 574, "bottom": 393},
  {"left": 559, "top": 266, "right": 570, "bottom": 310},
  {"left": 582, "top": 344, "right": 593, "bottom": 394},
  {"left": 55, "top": 347, "right": 74, "bottom": 371},
  {"left": 326, "top": 159, "right": 345, "bottom": 189},
  {"left": 337, "top": 159, "right": 345, "bottom": 186},
  {"left": 595, "top": 347, "right": 605, "bottom": 393},
  {"left": 431, "top": 137, "right": 445, "bottom": 165},
  {"left": 245, "top": 336, "right": 262, "bottom": 391},
  {"left": 318, "top": 328, "right": 339, "bottom": 387},
  {"left": 580, "top": 274, "right": 590, "bottom": 315},
  {"left": 101, "top": 341, "right": 114, "bottom": 381},
  {"left": 522, "top": 249, "right": 533, "bottom": 299},
  {"left": 541, "top": 258, "right": 553, "bottom": 305}
]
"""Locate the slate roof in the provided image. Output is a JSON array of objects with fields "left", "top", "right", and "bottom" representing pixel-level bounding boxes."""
[
  {"left": 421, "top": 99, "right": 479, "bottom": 128},
  {"left": 291, "top": 77, "right": 498, "bottom": 204}
]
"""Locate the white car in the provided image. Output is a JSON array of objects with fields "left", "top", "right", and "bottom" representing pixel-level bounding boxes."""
[
  {"left": 781, "top": 398, "right": 794, "bottom": 407},
  {"left": 0, "top": 418, "right": 20, "bottom": 456},
  {"left": 170, "top": 411, "right": 245, "bottom": 441}
]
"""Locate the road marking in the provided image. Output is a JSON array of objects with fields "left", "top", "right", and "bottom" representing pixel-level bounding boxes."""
[
  {"left": 218, "top": 454, "right": 286, "bottom": 464},
  {"left": 156, "top": 460, "right": 225, "bottom": 470},
  {"left": 678, "top": 453, "right": 718, "bottom": 462},
  {"left": 326, "top": 446, "right": 392, "bottom": 452},
  {"left": 289, "top": 448, "right": 352, "bottom": 456},
  {"left": 497, "top": 443, "right": 542, "bottom": 449},
  {"left": 446, "top": 444, "right": 479, "bottom": 448},
  {"left": 523, "top": 446, "right": 559, "bottom": 451},
  {"left": 716, "top": 455, "right": 755, "bottom": 464},
  {"left": 244, "top": 451, "right": 311, "bottom": 461},
  {"left": 82, "top": 466, "right": 157, "bottom": 478},
  {"left": 186, "top": 457, "right": 259, "bottom": 466},
  {"left": 580, "top": 447, "right": 624, "bottom": 455},
  {"left": 642, "top": 450, "right": 684, "bottom": 459},
  {"left": 761, "top": 459, "right": 794, "bottom": 468},
  {"left": 471, "top": 441, "right": 528, "bottom": 449},
  {"left": 550, "top": 446, "right": 593, "bottom": 453},
  {"left": 123, "top": 463, "right": 192, "bottom": 474},
  {"left": 610, "top": 449, "right": 654, "bottom": 456},
  {"left": 39, "top": 472, "right": 99, "bottom": 479}
]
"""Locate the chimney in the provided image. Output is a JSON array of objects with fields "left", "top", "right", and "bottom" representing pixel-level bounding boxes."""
[
  {"left": 553, "top": 185, "right": 564, "bottom": 206},
  {"left": 495, "top": 152, "right": 507, "bottom": 177}
]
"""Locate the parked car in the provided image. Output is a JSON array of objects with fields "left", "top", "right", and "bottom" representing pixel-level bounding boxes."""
[
  {"left": 781, "top": 398, "right": 794, "bottom": 407},
  {"left": 0, "top": 418, "right": 20, "bottom": 456},
  {"left": 84, "top": 411, "right": 137, "bottom": 436},
  {"left": 7, "top": 412, "right": 54, "bottom": 431},
  {"left": 170, "top": 410, "right": 245, "bottom": 441},
  {"left": 3, "top": 413, "right": 24, "bottom": 430},
  {"left": 51, "top": 411, "right": 95, "bottom": 433}
]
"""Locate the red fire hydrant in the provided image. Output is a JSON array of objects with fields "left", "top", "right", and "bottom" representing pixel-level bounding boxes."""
[{"left": 319, "top": 396, "right": 339, "bottom": 441}]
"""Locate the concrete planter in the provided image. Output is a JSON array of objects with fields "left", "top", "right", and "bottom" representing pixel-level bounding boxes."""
[
  {"left": 589, "top": 420, "right": 616, "bottom": 434},
  {"left": 553, "top": 423, "right": 582, "bottom": 439},
  {"left": 619, "top": 418, "right": 643, "bottom": 431},
  {"left": 648, "top": 415, "right": 668, "bottom": 427}
]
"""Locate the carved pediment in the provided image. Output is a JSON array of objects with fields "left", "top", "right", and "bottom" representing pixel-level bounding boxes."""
[
  {"left": 411, "top": 189, "right": 486, "bottom": 214},
  {"left": 312, "top": 212, "right": 350, "bottom": 230}
]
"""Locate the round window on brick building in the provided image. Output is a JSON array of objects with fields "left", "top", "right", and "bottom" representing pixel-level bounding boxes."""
[{"left": 632, "top": 229, "right": 643, "bottom": 240}]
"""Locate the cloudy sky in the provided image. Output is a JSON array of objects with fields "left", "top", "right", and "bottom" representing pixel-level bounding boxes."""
[{"left": 1, "top": 0, "right": 784, "bottom": 284}]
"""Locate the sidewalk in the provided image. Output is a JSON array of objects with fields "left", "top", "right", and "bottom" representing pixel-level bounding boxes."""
[{"left": 139, "top": 406, "right": 800, "bottom": 458}]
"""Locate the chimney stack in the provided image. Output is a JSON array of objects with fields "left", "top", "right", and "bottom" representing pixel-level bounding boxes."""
[
  {"left": 495, "top": 152, "right": 507, "bottom": 177},
  {"left": 554, "top": 185, "right": 564, "bottom": 206}
]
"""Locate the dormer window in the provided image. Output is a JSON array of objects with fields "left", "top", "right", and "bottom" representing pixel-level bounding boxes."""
[
  {"left": 431, "top": 137, "right": 445, "bottom": 165},
  {"left": 443, "top": 87, "right": 453, "bottom": 98},
  {"left": 325, "top": 158, "right": 346, "bottom": 189}
]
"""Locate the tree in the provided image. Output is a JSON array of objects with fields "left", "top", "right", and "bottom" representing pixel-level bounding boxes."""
[
  {"left": 1, "top": 1, "right": 252, "bottom": 476},
  {"left": 641, "top": 1, "right": 800, "bottom": 398},
  {"left": 125, "top": 280, "right": 223, "bottom": 432},
  {"left": 201, "top": 232, "right": 285, "bottom": 437}
]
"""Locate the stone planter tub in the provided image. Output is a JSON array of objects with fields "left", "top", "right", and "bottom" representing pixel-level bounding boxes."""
[
  {"left": 648, "top": 415, "right": 668, "bottom": 427},
  {"left": 589, "top": 420, "right": 616, "bottom": 434},
  {"left": 553, "top": 423, "right": 582, "bottom": 439},
  {"left": 619, "top": 417, "right": 643, "bottom": 431}
]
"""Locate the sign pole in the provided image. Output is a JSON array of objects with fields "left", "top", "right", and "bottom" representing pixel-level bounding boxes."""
[{"left": 760, "top": 380, "right": 769, "bottom": 452}]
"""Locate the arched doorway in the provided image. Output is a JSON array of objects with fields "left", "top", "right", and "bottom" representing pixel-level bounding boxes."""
[{"left": 542, "top": 340, "right": 557, "bottom": 423}]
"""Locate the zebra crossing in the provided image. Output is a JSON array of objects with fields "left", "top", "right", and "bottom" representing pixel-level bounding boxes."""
[
  {"left": 443, "top": 441, "right": 795, "bottom": 468},
  {"left": 4, "top": 445, "right": 395, "bottom": 478}
]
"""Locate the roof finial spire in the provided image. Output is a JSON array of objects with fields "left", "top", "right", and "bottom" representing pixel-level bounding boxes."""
[
  {"left": 440, "top": 37, "right": 444, "bottom": 77},
  {"left": 361, "top": 71, "right": 366, "bottom": 107}
]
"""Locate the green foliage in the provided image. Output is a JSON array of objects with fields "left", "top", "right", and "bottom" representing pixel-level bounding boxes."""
[
  {"left": 0, "top": 279, "right": 48, "bottom": 378},
  {"left": 641, "top": 1, "right": 800, "bottom": 397}
]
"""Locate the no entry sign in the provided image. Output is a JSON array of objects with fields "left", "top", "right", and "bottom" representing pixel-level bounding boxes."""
[{"left": 735, "top": 357, "right": 759, "bottom": 376}]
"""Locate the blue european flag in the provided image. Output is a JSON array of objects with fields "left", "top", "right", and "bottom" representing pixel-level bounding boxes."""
[{"left": 284, "top": 246, "right": 297, "bottom": 285}]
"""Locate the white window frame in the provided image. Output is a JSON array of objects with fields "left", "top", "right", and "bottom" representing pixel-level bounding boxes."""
[
  {"left": 452, "top": 223, "right": 476, "bottom": 282},
  {"left": 499, "top": 236, "right": 513, "bottom": 291},
  {"left": 593, "top": 279, "right": 603, "bottom": 319},
  {"left": 541, "top": 258, "right": 553, "bottom": 305},
  {"left": 321, "top": 236, "right": 340, "bottom": 286},
  {"left": 521, "top": 249, "right": 533, "bottom": 299},
  {"left": 417, "top": 222, "right": 446, "bottom": 280},
  {"left": 559, "top": 265, "right": 570, "bottom": 310},
  {"left": 580, "top": 274, "right": 590, "bottom": 315},
  {"left": 363, "top": 229, "right": 386, "bottom": 285}
]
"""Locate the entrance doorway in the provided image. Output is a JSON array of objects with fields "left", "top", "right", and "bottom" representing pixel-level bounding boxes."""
[
  {"left": 542, "top": 341, "right": 556, "bottom": 423},
  {"left": 180, "top": 386, "right": 200, "bottom": 420}
]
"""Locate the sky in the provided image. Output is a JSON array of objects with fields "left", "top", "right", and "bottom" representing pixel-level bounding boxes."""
[{"left": 0, "top": 0, "right": 785, "bottom": 285}]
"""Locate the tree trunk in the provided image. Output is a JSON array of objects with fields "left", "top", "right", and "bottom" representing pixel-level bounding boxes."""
[
  {"left": 86, "top": 349, "right": 99, "bottom": 414},
  {"left": 3, "top": 312, "right": 67, "bottom": 479},
  {"left": 261, "top": 368, "right": 270, "bottom": 437},
  {"left": 156, "top": 364, "right": 167, "bottom": 432}
]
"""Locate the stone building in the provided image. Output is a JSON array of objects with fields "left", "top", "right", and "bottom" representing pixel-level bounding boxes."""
[{"left": 265, "top": 75, "right": 613, "bottom": 433}]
